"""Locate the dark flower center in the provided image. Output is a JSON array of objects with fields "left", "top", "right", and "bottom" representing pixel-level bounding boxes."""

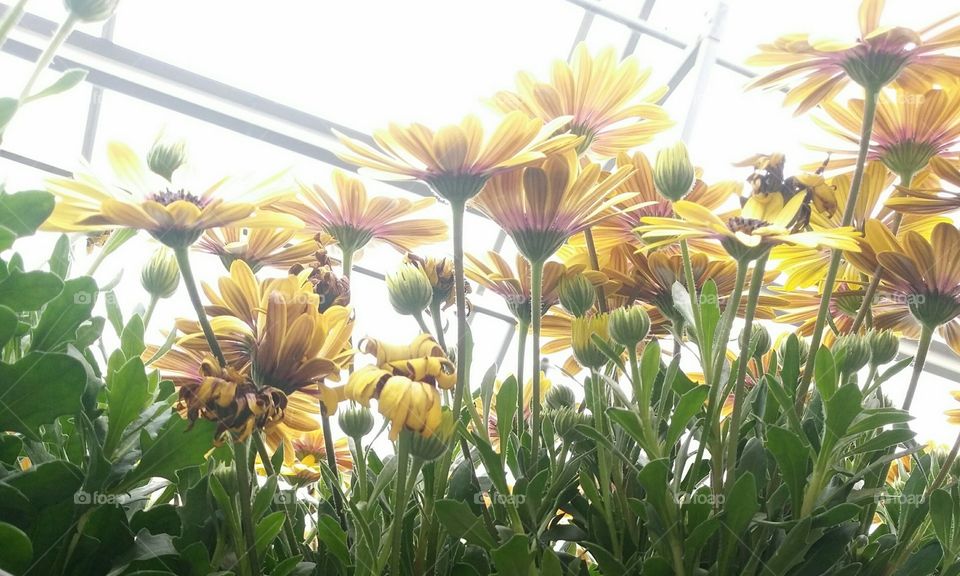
[
  {"left": 727, "top": 217, "right": 770, "bottom": 235},
  {"left": 151, "top": 188, "right": 208, "bottom": 207}
]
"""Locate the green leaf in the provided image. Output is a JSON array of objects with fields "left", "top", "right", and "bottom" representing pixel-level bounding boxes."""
[
  {"left": 24, "top": 69, "right": 87, "bottom": 103},
  {"left": 480, "top": 363, "right": 497, "bottom": 425},
  {"left": 0, "top": 304, "right": 17, "bottom": 347},
  {"left": 893, "top": 541, "right": 943, "bottom": 576},
  {"left": 496, "top": 375, "right": 518, "bottom": 454},
  {"left": 314, "top": 514, "right": 350, "bottom": 567},
  {"left": 846, "top": 428, "right": 915, "bottom": 455},
  {"left": 121, "top": 314, "right": 146, "bottom": 359},
  {"left": 255, "top": 511, "right": 286, "bottom": 559},
  {"left": 671, "top": 281, "right": 696, "bottom": 329},
  {"left": 781, "top": 334, "right": 801, "bottom": 390},
  {"left": 761, "top": 517, "right": 812, "bottom": 575},
  {"left": 0, "top": 98, "right": 19, "bottom": 132},
  {"left": 814, "top": 347, "right": 838, "bottom": 400},
  {"left": 118, "top": 415, "right": 216, "bottom": 490},
  {"left": 0, "top": 225, "right": 15, "bottom": 251},
  {"left": 666, "top": 385, "right": 709, "bottom": 448},
  {"left": 252, "top": 475, "right": 278, "bottom": 522},
  {"left": 435, "top": 499, "right": 497, "bottom": 550},
  {"left": 0, "top": 352, "right": 85, "bottom": 441},
  {"left": 700, "top": 280, "right": 720, "bottom": 354},
  {"left": 49, "top": 234, "right": 71, "bottom": 279},
  {"left": 105, "top": 289, "right": 124, "bottom": 337},
  {"left": 103, "top": 357, "right": 151, "bottom": 458},
  {"left": 824, "top": 383, "right": 863, "bottom": 442},
  {"left": 640, "top": 338, "right": 661, "bottom": 392},
  {"left": 0, "top": 190, "right": 54, "bottom": 237},
  {"left": 930, "top": 489, "right": 954, "bottom": 554},
  {"left": 0, "top": 521, "right": 32, "bottom": 574},
  {"left": 607, "top": 408, "right": 648, "bottom": 449},
  {"left": 847, "top": 408, "right": 913, "bottom": 436},
  {"left": 31, "top": 276, "right": 97, "bottom": 352},
  {"left": 0, "top": 269, "right": 63, "bottom": 311},
  {"left": 0, "top": 434, "right": 22, "bottom": 465},
  {"left": 876, "top": 356, "right": 913, "bottom": 387},
  {"left": 812, "top": 503, "right": 860, "bottom": 528},
  {"left": 767, "top": 426, "right": 810, "bottom": 514},
  {"left": 490, "top": 534, "right": 532, "bottom": 576},
  {"left": 724, "top": 472, "right": 759, "bottom": 537}
]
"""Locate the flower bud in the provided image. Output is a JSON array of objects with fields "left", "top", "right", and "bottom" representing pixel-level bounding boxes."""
[
  {"left": 338, "top": 405, "right": 375, "bottom": 439},
  {"left": 739, "top": 324, "right": 771, "bottom": 358},
  {"left": 571, "top": 313, "right": 609, "bottom": 370},
  {"left": 146, "top": 136, "right": 187, "bottom": 181},
  {"left": 778, "top": 333, "right": 809, "bottom": 367},
  {"left": 407, "top": 410, "right": 454, "bottom": 462},
  {"left": 386, "top": 264, "right": 433, "bottom": 316},
  {"left": 833, "top": 333, "right": 872, "bottom": 376},
  {"left": 545, "top": 384, "right": 576, "bottom": 411},
  {"left": 608, "top": 305, "right": 651, "bottom": 348},
  {"left": 559, "top": 274, "right": 596, "bottom": 317},
  {"left": 140, "top": 247, "right": 180, "bottom": 299},
  {"left": 653, "top": 141, "right": 696, "bottom": 202},
  {"left": 64, "top": 0, "right": 119, "bottom": 22},
  {"left": 868, "top": 330, "right": 899, "bottom": 366},
  {"left": 552, "top": 408, "right": 590, "bottom": 442}
]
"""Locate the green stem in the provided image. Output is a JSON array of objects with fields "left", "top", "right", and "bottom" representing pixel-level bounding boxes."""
[
  {"left": 797, "top": 86, "right": 880, "bottom": 412},
  {"left": 590, "top": 370, "right": 621, "bottom": 558},
  {"left": 530, "top": 259, "right": 544, "bottom": 465},
  {"left": 429, "top": 299, "right": 447, "bottom": 351},
  {"left": 724, "top": 252, "right": 768, "bottom": 490},
  {"left": 320, "top": 404, "right": 347, "bottom": 530},
  {"left": 901, "top": 324, "right": 933, "bottom": 411},
  {"left": 680, "top": 239, "right": 705, "bottom": 372},
  {"left": 388, "top": 434, "right": 412, "bottom": 576},
  {"left": 0, "top": 0, "right": 29, "bottom": 49},
  {"left": 142, "top": 295, "right": 158, "bottom": 331},
  {"left": 233, "top": 439, "right": 260, "bottom": 576},
  {"left": 583, "top": 228, "right": 607, "bottom": 313},
  {"left": 627, "top": 344, "right": 660, "bottom": 459},
  {"left": 516, "top": 319, "right": 529, "bottom": 436},
  {"left": 173, "top": 247, "right": 225, "bottom": 366},
  {"left": 19, "top": 12, "right": 77, "bottom": 101},
  {"left": 349, "top": 435, "right": 367, "bottom": 502},
  {"left": 450, "top": 199, "right": 469, "bottom": 425},
  {"left": 413, "top": 310, "right": 432, "bottom": 335}
]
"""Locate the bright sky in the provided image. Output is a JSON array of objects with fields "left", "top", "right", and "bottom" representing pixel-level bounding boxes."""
[{"left": 2, "top": 0, "right": 959, "bottom": 447}]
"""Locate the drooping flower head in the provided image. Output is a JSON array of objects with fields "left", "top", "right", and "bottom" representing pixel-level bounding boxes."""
[
  {"left": 44, "top": 141, "right": 299, "bottom": 248},
  {"left": 404, "top": 253, "right": 465, "bottom": 311},
  {"left": 272, "top": 169, "right": 448, "bottom": 256},
  {"left": 747, "top": 0, "right": 960, "bottom": 111},
  {"left": 489, "top": 43, "right": 672, "bottom": 158},
  {"left": 472, "top": 150, "right": 635, "bottom": 264},
  {"left": 335, "top": 112, "right": 577, "bottom": 202},
  {"left": 345, "top": 334, "right": 456, "bottom": 440},
  {"left": 812, "top": 87, "right": 960, "bottom": 178}
]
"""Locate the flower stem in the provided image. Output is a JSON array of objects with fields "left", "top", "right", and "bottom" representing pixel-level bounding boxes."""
[
  {"left": 680, "top": 239, "right": 705, "bottom": 370},
  {"left": 724, "top": 252, "right": 768, "bottom": 489},
  {"left": 388, "top": 433, "right": 412, "bottom": 575},
  {"left": 233, "top": 438, "right": 260, "bottom": 576},
  {"left": 797, "top": 86, "right": 880, "bottom": 413},
  {"left": 142, "top": 294, "right": 158, "bottom": 331},
  {"left": 350, "top": 435, "right": 368, "bottom": 502},
  {"left": 413, "top": 310, "right": 432, "bottom": 335},
  {"left": 321, "top": 404, "right": 347, "bottom": 529},
  {"left": 627, "top": 344, "right": 659, "bottom": 459},
  {"left": 515, "top": 319, "right": 529, "bottom": 435},
  {"left": 173, "top": 247, "right": 226, "bottom": 366},
  {"left": 901, "top": 324, "right": 933, "bottom": 411},
  {"left": 583, "top": 228, "right": 607, "bottom": 313},
  {"left": 590, "top": 369, "right": 620, "bottom": 558},
  {"left": 450, "top": 199, "right": 469, "bottom": 425},
  {"left": 429, "top": 299, "right": 447, "bottom": 351},
  {"left": 926, "top": 427, "right": 960, "bottom": 498},
  {"left": 530, "top": 258, "right": 544, "bottom": 465},
  {"left": 253, "top": 433, "right": 303, "bottom": 557},
  {"left": 19, "top": 12, "right": 77, "bottom": 102},
  {"left": 0, "top": 0, "right": 29, "bottom": 48}
]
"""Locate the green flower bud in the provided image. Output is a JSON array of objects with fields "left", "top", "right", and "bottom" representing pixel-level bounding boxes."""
[
  {"left": 338, "top": 405, "right": 374, "bottom": 439},
  {"left": 211, "top": 462, "right": 237, "bottom": 494},
  {"left": 739, "top": 324, "right": 771, "bottom": 357},
  {"left": 833, "top": 334, "right": 872, "bottom": 376},
  {"left": 545, "top": 384, "right": 576, "bottom": 411},
  {"left": 571, "top": 313, "right": 609, "bottom": 370},
  {"left": 653, "top": 141, "right": 695, "bottom": 202},
  {"left": 559, "top": 274, "right": 596, "bottom": 317},
  {"left": 386, "top": 264, "right": 432, "bottom": 316},
  {"left": 608, "top": 305, "right": 651, "bottom": 348},
  {"left": 146, "top": 136, "right": 187, "bottom": 181},
  {"left": 64, "top": 0, "right": 119, "bottom": 22},
  {"left": 868, "top": 329, "right": 899, "bottom": 366},
  {"left": 552, "top": 408, "right": 590, "bottom": 442},
  {"left": 407, "top": 410, "right": 454, "bottom": 462},
  {"left": 140, "top": 247, "right": 180, "bottom": 299},
  {"left": 778, "top": 333, "right": 809, "bottom": 367}
]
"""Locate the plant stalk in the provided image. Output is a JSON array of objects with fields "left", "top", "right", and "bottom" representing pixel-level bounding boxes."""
[
  {"left": 530, "top": 258, "right": 545, "bottom": 464},
  {"left": 901, "top": 324, "right": 934, "bottom": 411},
  {"left": 19, "top": 12, "right": 77, "bottom": 102}
]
